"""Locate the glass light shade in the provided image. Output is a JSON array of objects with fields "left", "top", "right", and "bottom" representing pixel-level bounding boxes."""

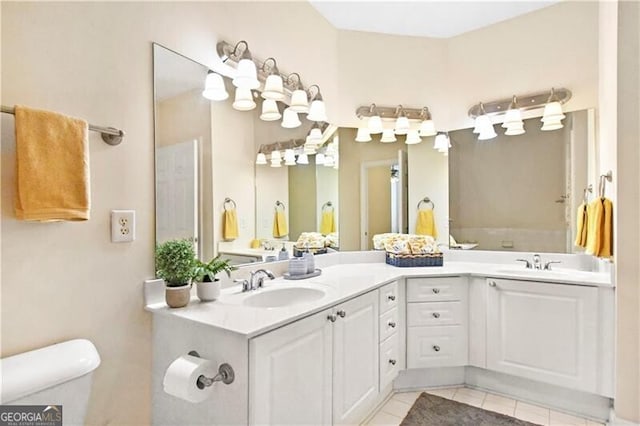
[
  {"left": 316, "top": 153, "right": 326, "bottom": 165},
  {"left": 380, "top": 129, "right": 397, "bottom": 143},
  {"left": 478, "top": 126, "right": 497, "bottom": 140},
  {"left": 419, "top": 119, "right": 437, "bottom": 137},
  {"left": 308, "top": 127, "right": 322, "bottom": 142},
  {"left": 232, "top": 58, "right": 260, "bottom": 89},
  {"left": 202, "top": 73, "right": 228, "bottom": 101},
  {"left": 255, "top": 152, "right": 267, "bottom": 165},
  {"left": 284, "top": 158, "right": 296, "bottom": 166},
  {"left": 232, "top": 87, "right": 256, "bottom": 111},
  {"left": 541, "top": 119, "right": 564, "bottom": 131},
  {"left": 290, "top": 89, "right": 309, "bottom": 113},
  {"left": 394, "top": 116, "right": 410, "bottom": 135},
  {"left": 270, "top": 160, "right": 282, "bottom": 168},
  {"left": 281, "top": 108, "right": 301, "bottom": 128},
  {"left": 297, "top": 153, "right": 309, "bottom": 165},
  {"left": 405, "top": 130, "right": 422, "bottom": 145},
  {"left": 333, "top": 158, "right": 339, "bottom": 170},
  {"left": 323, "top": 155, "right": 335, "bottom": 167},
  {"left": 542, "top": 101, "right": 565, "bottom": 121},
  {"left": 271, "top": 150, "right": 281, "bottom": 161},
  {"left": 502, "top": 108, "right": 523, "bottom": 128},
  {"left": 307, "top": 100, "right": 327, "bottom": 122},
  {"left": 434, "top": 133, "right": 448, "bottom": 150},
  {"left": 260, "top": 99, "right": 281, "bottom": 121},
  {"left": 325, "top": 142, "right": 337, "bottom": 156},
  {"left": 355, "top": 127, "right": 372, "bottom": 142},
  {"left": 303, "top": 143, "right": 317, "bottom": 155},
  {"left": 262, "top": 74, "right": 285, "bottom": 100},
  {"left": 284, "top": 149, "right": 296, "bottom": 165},
  {"left": 368, "top": 115, "right": 383, "bottom": 134},
  {"left": 505, "top": 122, "right": 526, "bottom": 136}
]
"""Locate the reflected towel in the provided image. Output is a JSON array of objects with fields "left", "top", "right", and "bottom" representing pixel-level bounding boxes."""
[
  {"left": 14, "top": 105, "right": 90, "bottom": 221},
  {"left": 273, "top": 211, "right": 288, "bottom": 238},
  {"left": 585, "top": 199, "right": 603, "bottom": 256},
  {"left": 320, "top": 211, "right": 336, "bottom": 235},
  {"left": 598, "top": 198, "right": 613, "bottom": 258},
  {"left": 223, "top": 209, "right": 239, "bottom": 240},
  {"left": 574, "top": 202, "right": 588, "bottom": 248},
  {"left": 415, "top": 209, "right": 437, "bottom": 238}
]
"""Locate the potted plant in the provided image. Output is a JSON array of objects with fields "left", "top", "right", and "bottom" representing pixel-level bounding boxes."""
[
  {"left": 155, "top": 239, "right": 196, "bottom": 308},
  {"left": 193, "top": 254, "right": 236, "bottom": 302}
]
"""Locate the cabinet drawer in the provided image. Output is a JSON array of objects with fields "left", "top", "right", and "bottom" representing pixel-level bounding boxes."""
[
  {"left": 407, "top": 302, "right": 463, "bottom": 327},
  {"left": 379, "top": 281, "right": 399, "bottom": 314},
  {"left": 379, "top": 307, "right": 399, "bottom": 342},
  {"left": 379, "top": 333, "right": 400, "bottom": 389},
  {"left": 407, "top": 277, "right": 464, "bottom": 302},
  {"left": 407, "top": 326, "right": 467, "bottom": 368}
]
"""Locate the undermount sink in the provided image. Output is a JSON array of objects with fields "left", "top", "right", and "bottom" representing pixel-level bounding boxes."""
[
  {"left": 243, "top": 287, "right": 326, "bottom": 308},
  {"left": 495, "top": 268, "right": 574, "bottom": 277}
]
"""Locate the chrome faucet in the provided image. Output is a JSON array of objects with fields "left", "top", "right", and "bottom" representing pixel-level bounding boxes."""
[
  {"left": 515, "top": 258, "right": 532, "bottom": 269},
  {"left": 544, "top": 260, "right": 562, "bottom": 271},
  {"left": 235, "top": 269, "right": 275, "bottom": 292},
  {"left": 532, "top": 254, "right": 542, "bottom": 270}
]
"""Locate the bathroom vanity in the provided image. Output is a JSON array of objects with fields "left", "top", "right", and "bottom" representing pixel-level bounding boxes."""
[{"left": 147, "top": 252, "right": 614, "bottom": 425}]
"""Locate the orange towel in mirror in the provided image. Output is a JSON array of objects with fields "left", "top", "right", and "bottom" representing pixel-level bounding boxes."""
[
  {"left": 273, "top": 211, "right": 288, "bottom": 238},
  {"left": 416, "top": 209, "right": 437, "bottom": 238}
]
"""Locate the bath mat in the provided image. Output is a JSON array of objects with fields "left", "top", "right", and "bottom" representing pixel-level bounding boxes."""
[{"left": 400, "top": 392, "right": 540, "bottom": 426}]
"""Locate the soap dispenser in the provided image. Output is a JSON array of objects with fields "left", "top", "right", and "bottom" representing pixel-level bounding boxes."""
[
  {"left": 278, "top": 243, "right": 290, "bottom": 261},
  {"left": 302, "top": 247, "right": 315, "bottom": 274}
]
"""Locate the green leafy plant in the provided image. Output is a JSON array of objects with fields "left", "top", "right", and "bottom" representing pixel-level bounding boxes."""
[
  {"left": 193, "top": 254, "right": 236, "bottom": 282},
  {"left": 155, "top": 239, "right": 197, "bottom": 287}
]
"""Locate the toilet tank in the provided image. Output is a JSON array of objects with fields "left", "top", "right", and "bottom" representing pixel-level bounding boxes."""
[{"left": 0, "top": 339, "right": 101, "bottom": 425}]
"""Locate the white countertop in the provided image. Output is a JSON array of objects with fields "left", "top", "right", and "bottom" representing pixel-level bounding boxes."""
[{"left": 146, "top": 259, "right": 612, "bottom": 339}]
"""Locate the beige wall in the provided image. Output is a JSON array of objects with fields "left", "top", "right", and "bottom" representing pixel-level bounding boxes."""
[{"left": 288, "top": 158, "right": 317, "bottom": 241}]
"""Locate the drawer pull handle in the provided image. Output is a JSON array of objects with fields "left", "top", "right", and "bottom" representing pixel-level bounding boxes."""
[
  {"left": 389, "top": 359, "right": 397, "bottom": 365},
  {"left": 388, "top": 321, "right": 396, "bottom": 328},
  {"left": 433, "top": 345, "right": 441, "bottom": 352},
  {"left": 337, "top": 310, "right": 346, "bottom": 318},
  {"left": 387, "top": 295, "right": 396, "bottom": 301},
  {"left": 432, "top": 312, "right": 440, "bottom": 319},
  {"left": 488, "top": 281, "right": 497, "bottom": 287},
  {"left": 432, "top": 288, "right": 440, "bottom": 294},
  {"left": 327, "top": 314, "right": 337, "bottom": 322}
]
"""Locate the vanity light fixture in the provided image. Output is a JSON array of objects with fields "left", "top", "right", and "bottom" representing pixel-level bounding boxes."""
[
  {"left": 270, "top": 150, "right": 282, "bottom": 168},
  {"left": 380, "top": 129, "right": 397, "bottom": 143},
  {"left": 308, "top": 123, "right": 323, "bottom": 142},
  {"left": 260, "top": 58, "right": 285, "bottom": 101},
  {"left": 260, "top": 99, "right": 282, "bottom": 121},
  {"left": 419, "top": 107, "right": 437, "bottom": 137},
  {"left": 306, "top": 85, "right": 327, "bottom": 122},
  {"left": 474, "top": 103, "right": 497, "bottom": 140},
  {"left": 226, "top": 41, "right": 260, "bottom": 90},
  {"left": 202, "top": 71, "right": 229, "bottom": 101},
  {"left": 355, "top": 127, "right": 372, "bottom": 142},
  {"left": 405, "top": 129, "right": 422, "bottom": 145},
  {"left": 316, "top": 153, "right": 326, "bottom": 165},
  {"left": 288, "top": 73, "right": 310, "bottom": 114},
  {"left": 281, "top": 107, "right": 301, "bottom": 128},
  {"left": 255, "top": 152, "right": 267, "bottom": 165},
  {"left": 433, "top": 132, "right": 448, "bottom": 150},
  {"left": 394, "top": 106, "right": 410, "bottom": 135},
  {"left": 541, "top": 88, "right": 566, "bottom": 131},
  {"left": 283, "top": 149, "right": 296, "bottom": 166},
  {"left": 324, "top": 155, "right": 335, "bottom": 167},
  {"left": 357, "top": 104, "right": 437, "bottom": 138},
  {"left": 502, "top": 96, "right": 525, "bottom": 136},
  {"left": 365, "top": 104, "right": 384, "bottom": 134},
  {"left": 232, "top": 87, "right": 256, "bottom": 111},
  {"left": 297, "top": 153, "right": 309, "bottom": 165}
]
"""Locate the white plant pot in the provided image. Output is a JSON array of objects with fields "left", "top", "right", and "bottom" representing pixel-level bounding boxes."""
[{"left": 197, "top": 280, "right": 221, "bottom": 302}]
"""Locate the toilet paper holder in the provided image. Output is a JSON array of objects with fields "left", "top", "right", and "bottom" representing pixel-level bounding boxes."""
[{"left": 188, "top": 351, "right": 235, "bottom": 388}]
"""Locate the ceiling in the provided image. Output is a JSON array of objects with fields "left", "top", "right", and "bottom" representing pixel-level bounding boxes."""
[{"left": 309, "top": 1, "right": 559, "bottom": 38}]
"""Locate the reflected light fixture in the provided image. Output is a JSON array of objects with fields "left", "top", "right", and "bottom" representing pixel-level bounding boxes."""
[
  {"left": 255, "top": 152, "right": 267, "bottom": 165},
  {"left": 270, "top": 150, "right": 282, "bottom": 167},
  {"left": 260, "top": 99, "right": 281, "bottom": 121},
  {"left": 284, "top": 149, "right": 296, "bottom": 166},
  {"left": 281, "top": 107, "right": 301, "bottom": 128},
  {"left": 232, "top": 87, "right": 256, "bottom": 111},
  {"left": 230, "top": 41, "right": 260, "bottom": 90},
  {"left": 202, "top": 71, "right": 228, "bottom": 101},
  {"left": 261, "top": 58, "right": 285, "bottom": 101},
  {"left": 355, "top": 127, "right": 372, "bottom": 143},
  {"left": 288, "top": 73, "right": 309, "bottom": 113},
  {"left": 405, "top": 130, "right": 422, "bottom": 145},
  {"left": 541, "top": 88, "right": 566, "bottom": 131},
  {"left": 394, "top": 106, "right": 410, "bottom": 135},
  {"left": 308, "top": 124, "right": 323, "bottom": 142},
  {"left": 419, "top": 107, "right": 437, "bottom": 137},
  {"left": 502, "top": 95, "right": 525, "bottom": 136},
  {"left": 297, "top": 153, "right": 309, "bottom": 165},
  {"left": 380, "top": 129, "right": 397, "bottom": 143},
  {"left": 306, "top": 85, "right": 327, "bottom": 122},
  {"left": 316, "top": 153, "right": 326, "bottom": 165}
]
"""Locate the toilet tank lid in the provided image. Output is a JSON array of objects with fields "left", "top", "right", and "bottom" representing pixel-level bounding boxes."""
[{"left": 0, "top": 339, "right": 101, "bottom": 404}]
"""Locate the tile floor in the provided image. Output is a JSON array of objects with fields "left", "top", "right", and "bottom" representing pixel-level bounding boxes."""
[{"left": 364, "top": 386, "right": 606, "bottom": 426}]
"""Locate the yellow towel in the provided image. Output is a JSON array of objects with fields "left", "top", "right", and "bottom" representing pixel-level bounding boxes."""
[
  {"left": 223, "top": 209, "right": 239, "bottom": 240},
  {"left": 273, "top": 211, "right": 288, "bottom": 238},
  {"left": 14, "top": 105, "right": 90, "bottom": 221},
  {"left": 585, "top": 199, "right": 603, "bottom": 256},
  {"left": 320, "top": 210, "right": 336, "bottom": 235},
  {"left": 574, "top": 202, "right": 588, "bottom": 248},
  {"left": 598, "top": 198, "right": 613, "bottom": 258},
  {"left": 416, "top": 209, "right": 437, "bottom": 238}
]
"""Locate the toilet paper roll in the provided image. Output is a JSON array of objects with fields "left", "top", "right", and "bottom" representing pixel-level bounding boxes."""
[{"left": 163, "top": 354, "right": 216, "bottom": 403}]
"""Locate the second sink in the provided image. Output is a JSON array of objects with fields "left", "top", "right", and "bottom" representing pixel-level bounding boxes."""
[{"left": 243, "top": 287, "right": 326, "bottom": 308}]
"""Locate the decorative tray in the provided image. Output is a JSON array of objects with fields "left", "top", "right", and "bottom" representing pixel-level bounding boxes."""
[{"left": 283, "top": 269, "right": 322, "bottom": 280}]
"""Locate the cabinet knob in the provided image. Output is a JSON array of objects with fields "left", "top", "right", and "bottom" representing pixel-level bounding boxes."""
[
  {"left": 432, "top": 288, "right": 440, "bottom": 294},
  {"left": 432, "top": 312, "right": 440, "bottom": 319},
  {"left": 336, "top": 310, "right": 346, "bottom": 318},
  {"left": 388, "top": 321, "right": 396, "bottom": 328},
  {"left": 387, "top": 294, "right": 396, "bottom": 301},
  {"left": 433, "top": 345, "right": 441, "bottom": 352},
  {"left": 388, "top": 359, "right": 397, "bottom": 365},
  {"left": 327, "top": 314, "right": 337, "bottom": 322},
  {"left": 488, "top": 281, "right": 497, "bottom": 287}
]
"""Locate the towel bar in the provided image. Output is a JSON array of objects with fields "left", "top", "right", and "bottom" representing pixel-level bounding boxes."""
[
  {"left": 223, "top": 197, "right": 237, "bottom": 210},
  {"left": 1, "top": 105, "right": 125, "bottom": 146},
  {"left": 275, "top": 200, "right": 285, "bottom": 211},
  {"left": 417, "top": 197, "right": 435, "bottom": 210}
]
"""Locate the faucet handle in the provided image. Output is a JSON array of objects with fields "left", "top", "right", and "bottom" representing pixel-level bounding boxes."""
[
  {"left": 234, "top": 278, "right": 251, "bottom": 292},
  {"left": 544, "top": 260, "right": 562, "bottom": 271},
  {"left": 515, "top": 259, "right": 532, "bottom": 269}
]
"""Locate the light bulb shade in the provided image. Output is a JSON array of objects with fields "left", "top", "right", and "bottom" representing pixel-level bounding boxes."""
[
  {"left": 284, "top": 149, "right": 296, "bottom": 162},
  {"left": 541, "top": 120, "right": 564, "bottom": 131},
  {"left": 394, "top": 116, "right": 410, "bottom": 135},
  {"left": 505, "top": 122, "right": 525, "bottom": 136},
  {"left": 380, "top": 129, "right": 397, "bottom": 143},
  {"left": 284, "top": 159, "right": 296, "bottom": 166},
  {"left": 297, "top": 153, "right": 309, "bottom": 165},
  {"left": 502, "top": 108, "right": 523, "bottom": 128},
  {"left": 419, "top": 119, "right": 437, "bottom": 137},
  {"left": 323, "top": 155, "right": 335, "bottom": 167},
  {"left": 232, "top": 59, "right": 260, "bottom": 89},
  {"left": 478, "top": 126, "right": 497, "bottom": 140},
  {"left": 262, "top": 74, "right": 285, "bottom": 100},
  {"left": 368, "top": 115, "right": 383, "bottom": 134},
  {"left": 232, "top": 87, "right": 256, "bottom": 111},
  {"left": 290, "top": 89, "right": 309, "bottom": 113},
  {"left": 202, "top": 73, "right": 229, "bottom": 101},
  {"left": 307, "top": 100, "right": 327, "bottom": 122},
  {"left": 405, "top": 130, "right": 422, "bottom": 145},
  {"left": 270, "top": 160, "right": 282, "bottom": 168},
  {"left": 434, "top": 133, "right": 448, "bottom": 150},
  {"left": 542, "top": 101, "right": 565, "bottom": 121},
  {"left": 255, "top": 152, "right": 267, "bottom": 165},
  {"left": 271, "top": 150, "right": 281, "bottom": 161},
  {"left": 260, "top": 99, "right": 281, "bottom": 121},
  {"left": 281, "top": 108, "right": 301, "bottom": 128},
  {"left": 308, "top": 127, "right": 322, "bottom": 141},
  {"left": 303, "top": 143, "right": 317, "bottom": 154},
  {"left": 325, "top": 142, "right": 337, "bottom": 156},
  {"left": 355, "top": 127, "right": 372, "bottom": 142},
  {"left": 316, "top": 153, "right": 326, "bottom": 164}
]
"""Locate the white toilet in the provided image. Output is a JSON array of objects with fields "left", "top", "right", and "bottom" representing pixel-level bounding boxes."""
[{"left": 0, "top": 339, "right": 101, "bottom": 425}]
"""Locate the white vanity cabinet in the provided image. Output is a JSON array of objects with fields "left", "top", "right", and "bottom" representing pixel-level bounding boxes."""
[
  {"left": 249, "top": 290, "right": 379, "bottom": 426},
  {"left": 486, "top": 278, "right": 599, "bottom": 393}
]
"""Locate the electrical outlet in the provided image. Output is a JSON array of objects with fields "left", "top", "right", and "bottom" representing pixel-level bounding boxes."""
[{"left": 111, "top": 210, "right": 136, "bottom": 243}]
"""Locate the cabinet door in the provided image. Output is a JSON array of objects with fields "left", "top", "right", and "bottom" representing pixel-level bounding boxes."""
[
  {"left": 250, "top": 309, "right": 333, "bottom": 425},
  {"left": 486, "top": 279, "right": 598, "bottom": 392},
  {"left": 333, "top": 291, "right": 379, "bottom": 425}
]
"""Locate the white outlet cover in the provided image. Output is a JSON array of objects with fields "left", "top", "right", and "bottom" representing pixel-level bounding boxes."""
[{"left": 111, "top": 210, "right": 136, "bottom": 243}]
